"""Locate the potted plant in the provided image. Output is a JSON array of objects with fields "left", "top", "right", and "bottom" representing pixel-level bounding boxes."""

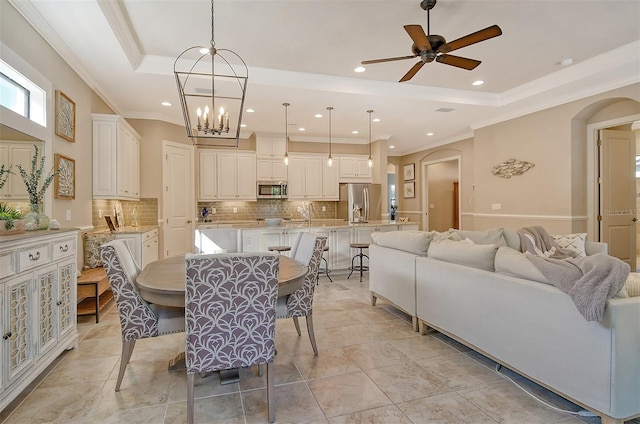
[
  {"left": 17, "top": 145, "right": 58, "bottom": 230},
  {"left": 0, "top": 203, "right": 25, "bottom": 235}
]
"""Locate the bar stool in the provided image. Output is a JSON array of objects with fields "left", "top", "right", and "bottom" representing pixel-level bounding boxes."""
[
  {"left": 268, "top": 246, "right": 291, "bottom": 255},
  {"left": 319, "top": 245, "right": 333, "bottom": 282},
  {"left": 348, "top": 243, "right": 369, "bottom": 282}
]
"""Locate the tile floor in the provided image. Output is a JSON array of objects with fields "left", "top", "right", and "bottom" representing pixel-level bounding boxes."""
[{"left": 2, "top": 273, "right": 638, "bottom": 424}]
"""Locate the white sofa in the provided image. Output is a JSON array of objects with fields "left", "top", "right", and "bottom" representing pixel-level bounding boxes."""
[{"left": 369, "top": 228, "right": 640, "bottom": 424}]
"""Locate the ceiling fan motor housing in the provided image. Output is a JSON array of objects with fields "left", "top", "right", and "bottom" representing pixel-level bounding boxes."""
[
  {"left": 420, "top": 0, "right": 437, "bottom": 11},
  {"left": 411, "top": 34, "right": 446, "bottom": 56}
]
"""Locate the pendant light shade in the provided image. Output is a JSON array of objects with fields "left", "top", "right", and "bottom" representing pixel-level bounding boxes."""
[
  {"left": 367, "top": 109, "right": 374, "bottom": 168},
  {"left": 283, "top": 102, "right": 290, "bottom": 165},
  {"left": 327, "top": 106, "right": 334, "bottom": 167}
]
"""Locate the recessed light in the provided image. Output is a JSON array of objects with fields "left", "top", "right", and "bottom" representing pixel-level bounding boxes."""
[
  {"left": 352, "top": 130, "right": 359, "bottom": 134},
  {"left": 298, "top": 127, "right": 306, "bottom": 131},
  {"left": 472, "top": 80, "right": 484, "bottom": 86},
  {"left": 314, "top": 114, "right": 323, "bottom": 118},
  {"left": 161, "top": 101, "right": 172, "bottom": 106},
  {"left": 372, "top": 118, "right": 380, "bottom": 122},
  {"left": 389, "top": 145, "right": 395, "bottom": 149},
  {"left": 354, "top": 66, "right": 366, "bottom": 73},
  {"left": 240, "top": 124, "right": 247, "bottom": 128},
  {"left": 560, "top": 58, "right": 574, "bottom": 66},
  {"left": 426, "top": 132, "right": 434, "bottom": 136},
  {"left": 246, "top": 108, "right": 255, "bottom": 113}
]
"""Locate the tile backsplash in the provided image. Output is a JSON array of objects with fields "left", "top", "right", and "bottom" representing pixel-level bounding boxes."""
[
  {"left": 196, "top": 200, "right": 336, "bottom": 221},
  {"left": 92, "top": 198, "right": 158, "bottom": 229}
]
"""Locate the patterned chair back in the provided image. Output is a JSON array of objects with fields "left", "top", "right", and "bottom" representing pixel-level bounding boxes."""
[
  {"left": 100, "top": 240, "right": 159, "bottom": 341},
  {"left": 286, "top": 235, "right": 327, "bottom": 317},
  {"left": 184, "top": 252, "right": 279, "bottom": 374}
]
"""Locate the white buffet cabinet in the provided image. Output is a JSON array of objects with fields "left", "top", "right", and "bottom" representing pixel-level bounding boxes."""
[{"left": 0, "top": 229, "right": 79, "bottom": 411}]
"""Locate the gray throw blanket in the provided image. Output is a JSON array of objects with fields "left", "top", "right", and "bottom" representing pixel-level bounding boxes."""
[{"left": 518, "top": 226, "right": 629, "bottom": 321}]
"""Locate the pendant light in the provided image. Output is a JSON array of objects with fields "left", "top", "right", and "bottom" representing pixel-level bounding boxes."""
[
  {"left": 327, "top": 106, "right": 334, "bottom": 167},
  {"left": 367, "top": 109, "right": 374, "bottom": 168},
  {"left": 283, "top": 102, "right": 290, "bottom": 165}
]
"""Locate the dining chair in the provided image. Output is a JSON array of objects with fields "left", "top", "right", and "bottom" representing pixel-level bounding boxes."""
[
  {"left": 184, "top": 252, "right": 279, "bottom": 424},
  {"left": 99, "top": 240, "right": 185, "bottom": 392},
  {"left": 277, "top": 233, "right": 327, "bottom": 355}
]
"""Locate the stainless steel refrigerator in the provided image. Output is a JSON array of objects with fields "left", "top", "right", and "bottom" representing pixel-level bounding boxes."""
[{"left": 337, "top": 183, "right": 382, "bottom": 223}]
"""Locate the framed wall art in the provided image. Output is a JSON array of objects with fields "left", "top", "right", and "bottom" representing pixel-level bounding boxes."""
[
  {"left": 54, "top": 154, "right": 75, "bottom": 199},
  {"left": 403, "top": 163, "right": 415, "bottom": 180},
  {"left": 55, "top": 90, "right": 76, "bottom": 142},
  {"left": 403, "top": 181, "right": 415, "bottom": 198}
]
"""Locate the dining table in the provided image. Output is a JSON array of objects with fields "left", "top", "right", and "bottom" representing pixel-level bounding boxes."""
[{"left": 136, "top": 253, "right": 308, "bottom": 383}]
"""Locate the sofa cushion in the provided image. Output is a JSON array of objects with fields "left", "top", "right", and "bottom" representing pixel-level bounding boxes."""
[
  {"left": 454, "top": 228, "right": 507, "bottom": 246},
  {"left": 428, "top": 239, "right": 499, "bottom": 272},
  {"left": 495, "top": 246, "right": 551, "bottom": 284},
  {"left": 371, "top": 230, "right": 432, "bottom": 256},
  {"left": 84, "top": 232, "right": 115, "bottom": 269},
  {"left": 552, "top": 233, "right": 587, "bottom": 257},
  {"left": 625, "top": 273, "right": 640, "bottom": 297}
]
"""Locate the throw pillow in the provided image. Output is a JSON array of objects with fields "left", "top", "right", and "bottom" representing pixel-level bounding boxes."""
[
  {"left": 454, "top": 228, "right": 507, "bottom": 246},
  {"left": 494, "top": 246, "right": 551, "bottom": 284},
  {"left": 428, "top": 238, "right": 499, "bottom": 272},
  {"left": 371, "top": 230, "right": 432, "bottom": 256},
  {"left": 552, "top": 233, "right": 587, "bottom": 257},
  {"left": 624, "top": 272, "right": 640, "bottom": 297},
  {"left": 84, "top": 232, "right": 115, "bottom": 269}
]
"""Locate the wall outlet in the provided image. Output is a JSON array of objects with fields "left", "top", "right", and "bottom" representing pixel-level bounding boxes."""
[
  {"left": 211, "top": 207, "right": 216, "bottom": 214},
  {"left": 98, "top": 209, "right": 103, "bottom": 218},
  {"left": 65, "top": 210, "right": 72, "bottom": 221},
  {"left": 232, "top": 207, "right": 238, "bottom": 213},
  {"left": 429, "top": 204, "right": 435, "bottom": 209},
  {"left": 322, "top": 206, "right": 326, "bottom": 212},
  {"left": 491, "top": 203, "right": 502, "bottom": 210}
]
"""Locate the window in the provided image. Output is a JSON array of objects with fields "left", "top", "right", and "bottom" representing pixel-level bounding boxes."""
[{"left": 0, "top": 59, "right": 45, "bottom": 127}]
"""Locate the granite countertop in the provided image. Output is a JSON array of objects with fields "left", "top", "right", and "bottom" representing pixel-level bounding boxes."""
[
  {"left": 196, "top": 220, "right": 417, "bottom": 230},
  {"left": 92, "top": 225, "right": 159, "bottom": 235}
]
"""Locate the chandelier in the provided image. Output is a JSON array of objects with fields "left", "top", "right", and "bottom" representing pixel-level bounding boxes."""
[{"left": 174, "top": 0, "right": 248, "bottom": 147}]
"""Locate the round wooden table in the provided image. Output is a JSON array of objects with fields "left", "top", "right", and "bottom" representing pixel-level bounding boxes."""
[{"left": 136, "top": 254, "right": 308, "bottom": 307}]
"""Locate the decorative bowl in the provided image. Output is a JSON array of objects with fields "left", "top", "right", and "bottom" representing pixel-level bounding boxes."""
[{"left": 265, "top": 218, "right": 282, "bottom": 227}]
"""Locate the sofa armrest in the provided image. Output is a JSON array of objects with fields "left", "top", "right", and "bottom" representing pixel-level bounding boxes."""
[{"left": 585, "top": 241, "right": 608, "bottom": 255}]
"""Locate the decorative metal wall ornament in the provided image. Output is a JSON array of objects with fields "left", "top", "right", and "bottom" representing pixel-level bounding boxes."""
[
  {"left": 491, "top": 158, "right": 535, "bottom": 178},
  {"left": 174, "top": 0, "right": 248, "bottom": 147}
]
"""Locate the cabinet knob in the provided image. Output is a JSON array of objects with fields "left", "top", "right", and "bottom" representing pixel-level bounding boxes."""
[
  {"left": 3, "top": 332, "right": 11, "bottom": 340},
  {"left": 29, "top": 251, "right": 41, "bottom": 261},
  {"left": 60, "top": 245, "right": 69, "bottom": 252},
  {"left": 56, "top": 300, "right": 63, "bottom": 306},
  {"left": 186, "top": 220, "right": 193, "bottom": 224}
]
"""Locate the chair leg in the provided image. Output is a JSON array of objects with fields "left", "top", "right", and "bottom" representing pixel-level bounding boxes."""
[
  {"left": 292, "top": 316, "right": 302, "bottom": 336},
  {"left": 347, "top": 253, "right": 357, "bottom": 279},
  {"left": 115, "top": 339, "right": 136, "bottom": 392},
  {"left": 306, "top": 315, "right": 319, "bottom": 356},
  {"left": 187, "top": 373, "right": 195, "bottom": 424},
  {"left": 267, "top": 362, "right": 275, "bottom": 423}
]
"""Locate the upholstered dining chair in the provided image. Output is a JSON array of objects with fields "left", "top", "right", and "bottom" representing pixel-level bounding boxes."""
[
  {"left": 99, "top": 240, "right": 185, "bottom": 392},
  {"left": 184, "top": 252, "right": 279, "bottom": 424},
  {"left": 277, "top": 233, "right": 327, "bottom": 355}
]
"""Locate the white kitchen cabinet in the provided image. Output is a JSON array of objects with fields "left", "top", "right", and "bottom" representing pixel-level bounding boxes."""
[
  {"left": 198, "top": 150, "right": 217, "bottom": 201},
  {"left": 322, "top": 159, "right": 340, "bottom": 200},
  {"left": 311, "top": 227, "right": 352, "bottom": 271},
  {"left": 354, "top": 224, "right": 398, "bottom": 245},
  {"left": 288, "top": 155, "right": 323, "bottom": 200},
  {"left": 256, "top": 158, "right": 288, "bottom": 181},
  {"left": 216, "top": 151, "right": 256, "bottom": 200},
  {"left": 92, "top": 114, "right": 141, "bottom": 200},
  {"left": 242, "top": 227, "right": 306, "bottom": 254},
  {"left": 0, "top": 230, "right": 79, "bottom": 411},
  {"left": 114, "top": 227, "right": 159, "bottom": 269},
  {"left": 0, "top": 142, "right": 40, "bottom": 201},
  {"left": 256, "top": 136, "right": 286, "bottom": 159},
  {"left": 339, "top": 155, "right": 372, "bottom": 182},
  {"left": 196, "top": 226, "right": 240, "bottom": 254}
]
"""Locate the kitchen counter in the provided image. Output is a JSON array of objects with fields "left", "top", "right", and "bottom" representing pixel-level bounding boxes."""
[
  {"left": 197, "top": 220, "right": 415, "bottom": 230},
  {"left": 0, "top": 227, "right": 79, "bottom": 244},
  {"left": 92, "top": 225, "right": 158, "bottom": 234}
]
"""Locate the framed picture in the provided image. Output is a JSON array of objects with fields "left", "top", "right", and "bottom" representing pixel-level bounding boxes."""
[
  {"left": 54, "top": 154, "right": 75, "bottom": 199},
  {"left": 55, "top": 90, "right": 76, "bottom": 142},
  {"left": 403, "top": 163, "right": 415, "bottom": 180},
  {"left": 403, "top": 181, "right": 415, "bottom": 198}
]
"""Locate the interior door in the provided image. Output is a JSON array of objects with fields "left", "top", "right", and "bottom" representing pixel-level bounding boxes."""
[
  {"left": 163, "top": 141, "right": 195, "bottom": 258},
  {"left": 600, "top": 129, "right": 636, "bottom": 270}
]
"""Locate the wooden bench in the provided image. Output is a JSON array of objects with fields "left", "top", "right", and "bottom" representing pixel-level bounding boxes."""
[{"left": 77, "top": 267, "right": 113, "bottom": 323}]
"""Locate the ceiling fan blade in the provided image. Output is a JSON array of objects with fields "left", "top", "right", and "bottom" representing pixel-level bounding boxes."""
[
  {"left": 436, "top": 54, "right": 481, "bottom": 70},
  {"left": 361, "top": 55, "right": 417, "bottom": 65},
  {"left": 438, "top": 25, "right": 502, "bottom": 53},
  {"left": 399, "top": 61, "right": 426, "bottom": 82},
  {"left": 404, "top": 24, "right": 432, "bottom": 51}
]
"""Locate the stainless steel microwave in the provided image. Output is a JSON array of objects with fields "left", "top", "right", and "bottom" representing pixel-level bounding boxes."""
[{"left": 257, "top": 181, "right": 288, "bottom": 199}]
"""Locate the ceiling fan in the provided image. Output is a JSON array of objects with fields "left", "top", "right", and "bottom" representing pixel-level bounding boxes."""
[{"left": 361, "top": 0, "right": 502, "bottom": 82}]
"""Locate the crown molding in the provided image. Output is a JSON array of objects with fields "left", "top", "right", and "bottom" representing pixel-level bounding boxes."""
[{"left": 97, "top": 0, "right": 144, "bottom": 70}]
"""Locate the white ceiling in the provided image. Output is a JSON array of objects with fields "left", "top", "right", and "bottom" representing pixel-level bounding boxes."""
[{"left": 10, "top": 0, "right": 640, "bottom": 155}]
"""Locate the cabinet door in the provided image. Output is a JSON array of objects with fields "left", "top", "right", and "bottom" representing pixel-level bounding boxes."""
[
  {"left": 216, "top": 153, "right": 238, "bottom": 199},
  {"left": 92, "top": 118, "right": 118, "bottom": 197},
  {"left": 304, "top": 157, "right": 323, "bottom": 199},
  {"left": 287, "top": 157, "right": 305, "bottom": 199},
  {"left": 141, "top": 236, "right": 159, "bottom": 269},
  {"left": 117, "top": 127, "right": 131, "bottom": 198},
  {"left": 256, "top": 159, "right": 273, "bottom": 181},
  {"left": 323, "top": 160, "right": 340, "bottom": 200},
  {"left": 6, "top": 144, "right": 35, "bottom": 200},
  {"left": 131, "top": 137, "right": 140, "bottom": 198},
  {"left": 271, "top": 160, "right": 288, "bottom": 181},
  {"left": 35, "top": 264, "right": 58, "bottom": 357},
  {"left": 57, "top": 259, "right": 76, "bottom": 339},
  {"left": 256, "top": 137, "right": 273, "bottom": 158},
  {"left": 271, "top": 137, "right": 287, "bottom": 157},
  {"left": 242, "top": 230, "right": 261, "bottom": 252},
  {"left": 333, "top": 228, "right": 353, "bottom": 270},
  {"left": 4, "top": 274, "right": 35, "bottom": 386},
  {"left": 356, "top": 159, "right": 373, "bottom": 180},
  {"left": 198, "top": 151, "right": 217, "bottom": 200},
  {"left": 236, "top": 154, "right": 256, "bottom": 199},
  {"left": 114, "top": 234, "right": 142, "bottom": 267},
  {"left": 339, "top": 157, "right": 357, "bottom": 178}
]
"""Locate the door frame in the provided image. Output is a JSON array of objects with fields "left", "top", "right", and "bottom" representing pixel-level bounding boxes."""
[
  {"left": 421, "top": 155, "right": 461, "bottom": 232},
  {"left": 586, "top": 113, "right": 640, "bottom": 240}
]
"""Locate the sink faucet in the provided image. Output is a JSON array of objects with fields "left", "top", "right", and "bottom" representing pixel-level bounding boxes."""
[{"left": 298, "top": 202, "right": 314, "bottom": 227}]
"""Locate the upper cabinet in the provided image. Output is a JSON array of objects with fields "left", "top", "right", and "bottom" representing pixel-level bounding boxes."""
[
  {"left": 256, "top": 136, "right": 288, "bottom": 181},
  {"left": 0, "top": 142, "right": 40, "bottom": 201},
  {"left": 256, "top": 136, "right": 286, "bottom": 159},
  {"left": 198, "top": 150, "right": 218, "bottom": 201},
  {"left": 322, "top": 159, "right": 340, "bottom": 200},
  {"left": 216, "top": 151, "right": 256, "bottom": 200},
  {"left": 339, "top": 155, "right": 372, "bottom": 182},
  {"left": 288, "top": 154, "right": 324, "bottom": 200},
  {"left": 92, "top": 114, "right": 140, "bottom": 200}
]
